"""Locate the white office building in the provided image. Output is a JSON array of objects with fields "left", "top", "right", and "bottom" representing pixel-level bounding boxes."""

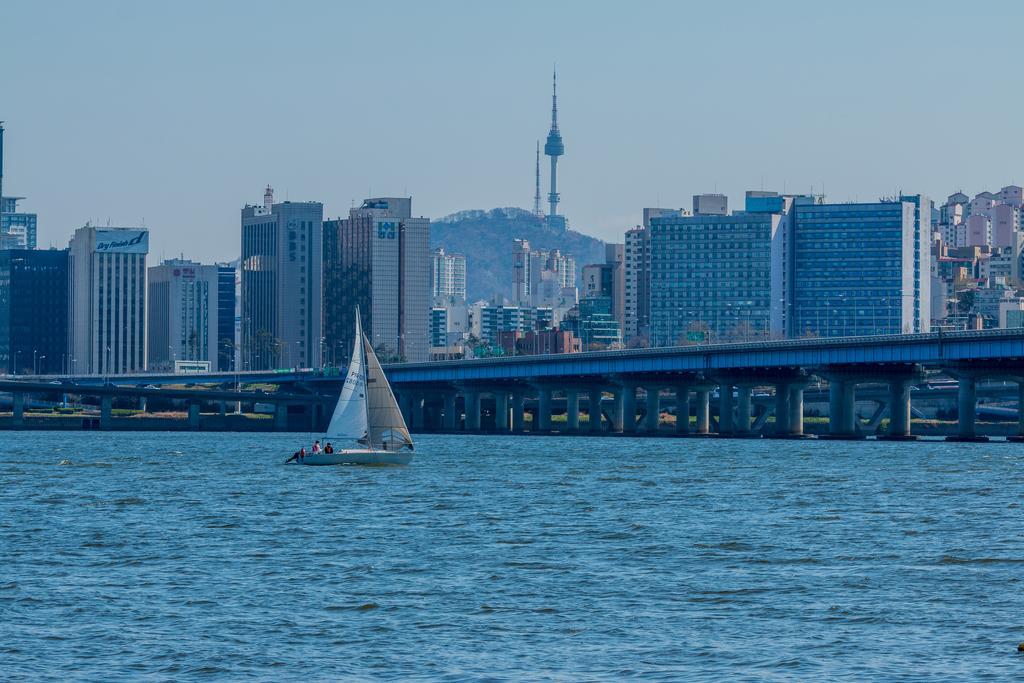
[
  {"left": 68, "top": 225, "right": 149, "bottom": 375},
  {"left": 147, "top": 259, "right": 230, "bottom": 372},
  {"left": 430, "top": 247, "right": 467, "bottom": 299}
]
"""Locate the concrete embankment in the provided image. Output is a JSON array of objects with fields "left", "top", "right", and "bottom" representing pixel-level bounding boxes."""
[
  {"left": 0, "top": 414, "right": 276, "bottom": 431},
  {"left": 2, "top": 412, "right": 1020, "bottom": 439}
]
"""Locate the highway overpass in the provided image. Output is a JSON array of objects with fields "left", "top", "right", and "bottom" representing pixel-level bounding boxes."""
[{"left": 5, "top": 329, "right": 1024, "bottom": 440}]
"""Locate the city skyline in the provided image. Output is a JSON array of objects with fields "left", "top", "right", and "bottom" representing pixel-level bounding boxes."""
[{"left": 5, "top": 1, "right": 1024, "bottom": 262}]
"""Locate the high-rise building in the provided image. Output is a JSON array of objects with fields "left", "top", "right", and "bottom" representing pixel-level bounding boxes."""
[
  {"left": 430, "top": 247, "right": 467, "bottom": 299},
  {"left": 792, "top": 196, "right": 931, "bottom": 336},
  {"left": 992, "top": 203, "right": 1018, "bottom": 248},
  {"left": 147, "top": 259, "right": 235, "bottom": 372},
  {"left": 322, "top": 197, "right": 429, "bottom": 363},
  {"left": 624, "top": 209, "right": 683, "bottom": 342},
  {"left": 966, "top": 214, "right": 991, "bottom": 247},
  {"left": 512, "top": 238, "right": 532, "bottom": 305},
  {"left": 1, "top": 197, "right": 38, "bottom": 250},
  {"left": 0, "top": 249, "right": 68, "bottom": 374},
  {"left": 512, "top": 239, "right": 576, "bottom": 307},
  {"left": 938, "top": 193, "right": 967, "bottom": 246},
  {"left": 217, "top": 264, "right": 237, "bottom": 371},
  {"left": 240, "top": 186, "right": 323, "bottom": 370},
  {"left": 543, "top": 69, "right": 567, "bottom": 230},
  {"left": 581, "top": 243, "right": 625, "bottom": 333},
  {"left": 624, "top": 227, "right": 649, "bottom": 342},
  {"left": 648, "top": 197, "right": 794, "bottom": 346},
  {"left": 68, "top": 225, "right": 149, "bottom": 375}
]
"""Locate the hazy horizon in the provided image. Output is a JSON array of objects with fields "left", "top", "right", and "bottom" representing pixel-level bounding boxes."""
[{"left": 4, "top": 0, "right": 1024, "bottom": 261}]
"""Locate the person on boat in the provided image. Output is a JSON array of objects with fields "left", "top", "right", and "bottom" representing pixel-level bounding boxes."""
[
  {"left": 324, "top": 443, "right": 334, "bottom": 454},
  {"left": 299, "top": 446, "right": 306, "bottom": 461},
  {"left": 312, "top": 440, "right": 322, "bottom": 454}
]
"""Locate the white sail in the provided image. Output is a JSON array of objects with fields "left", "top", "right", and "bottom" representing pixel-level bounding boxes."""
[
  {"left": 325, "top": 316, "right": 368, "bottom": 441},
  {"left": 362, "top": 334, "right": 413, "bottom": 450}
]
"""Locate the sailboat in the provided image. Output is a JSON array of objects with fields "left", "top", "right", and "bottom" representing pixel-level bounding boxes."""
[{"left": 299, "top": 309, "right": 414, "bottom": 466}]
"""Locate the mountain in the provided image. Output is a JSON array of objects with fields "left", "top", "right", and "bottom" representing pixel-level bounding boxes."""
[{"left": 429, "top": 207, "right": 607, "bottom": 302}]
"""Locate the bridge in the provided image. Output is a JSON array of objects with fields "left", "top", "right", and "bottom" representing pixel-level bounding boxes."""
[
  {"left": 380, "top": 328, "right": 1024, "bottom": 442},
  {"left": 4, "top": 329, "right": 1024, "bottom": 440}
]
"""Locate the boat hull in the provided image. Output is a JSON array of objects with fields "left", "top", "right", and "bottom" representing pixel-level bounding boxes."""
[{"left": 298, "top": 449, "right": 413, "bottom": 466}]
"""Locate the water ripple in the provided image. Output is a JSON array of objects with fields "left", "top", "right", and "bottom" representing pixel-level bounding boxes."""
[{"left": 1, "top": 432, "right": 1022, "bottom": 680}]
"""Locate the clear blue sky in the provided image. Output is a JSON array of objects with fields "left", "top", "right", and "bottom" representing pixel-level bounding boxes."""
[{"left": 3, "top": 0, "right": 1022, "bottom": 261}]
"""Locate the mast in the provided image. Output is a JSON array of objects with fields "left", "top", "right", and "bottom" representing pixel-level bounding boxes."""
[{"left": 356, "top": 307, "right": 370, "bottom": 442}]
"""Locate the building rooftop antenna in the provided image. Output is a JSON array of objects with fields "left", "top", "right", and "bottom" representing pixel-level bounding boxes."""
[{"left": 533, "top": 141, "right": 542, "bottom": 217}]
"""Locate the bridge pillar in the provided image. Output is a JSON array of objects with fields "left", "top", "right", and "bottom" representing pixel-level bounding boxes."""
[
  {"left": 465, "top": 391, "right": 481, "bottom": 431},
  {"left": 494, "top": 391, "right": 509, "bottom": 431},
  {"left": 718, "top": 384, "right": 735, "bottom": 436},
  {"left": 825, "top": 380, "right": 860, "bottom": 439},
  {"left": 12, "top": 392, "right": 25, "bottom": 426},
  {"left": 398, "top": 393, "right": 412, "bottom": 427},
  {"left": 694, "top": 389, "right": 711, "bottom": 435},
  {"left": 610, "top": 388, "right": 625, "bottom": 433},
  {"left": 443, "top": 392, "right": 458, "bottom": 431},
  {"left": 140, "top": 396, "right": 148, "bottom": 413},
  {"left": 948, "top": 375, "right": 987, "bottom": 442},
  {"left": 274, "top": 403, "right": 288, "bottom": 431},
  {"left": 536, "top": 388, "right": 552, "bottom": 432},
  {"left": 1009, "top": 381, "right": 1024, "bottom": 442},
  {"left": 787, "top": 386, "right": 805, "bottom": 437},
  {"left": 675, "top": 384, "right": 691, "bottom": 435},
  {"left": 413, "top": 393, "right": 426, "bottom": 432},
  {"left": 100, "top": 396, "right": 113, "bottom": 430},
  {"left": 620, "top": 384, "right": 637, "bottom": 433},
  {"left": 735, "top": 386, "right": 753, "bottom": 436},
  {"left": 511, "top": 391, "right": 526, "bottom": 432},
  {"left": 644, "top": 387, "right": 660, "bottom": 433},
  {"left": 588, "top": 387, "right": 604, "bottom": 433},
  {"left": 188, "top": 402, "right": 201, "bottom": 429},
  {"left": 772, "top": 383, "right": 791, "bottom": 437},
  {"left": 565, "top": 390, "right": 580, "bottom": 432},
  {"left": 881, "top": 379, "right": 915, "bottom": 440}
]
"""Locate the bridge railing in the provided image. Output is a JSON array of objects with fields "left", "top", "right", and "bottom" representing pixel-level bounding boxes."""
[{"left": 383, "top": 328, "right": 1024, "bottom": 371}]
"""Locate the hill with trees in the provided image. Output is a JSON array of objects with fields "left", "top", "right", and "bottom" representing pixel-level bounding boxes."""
[{"left": 429, "top": 207, "right": 606, "bottom": 301}]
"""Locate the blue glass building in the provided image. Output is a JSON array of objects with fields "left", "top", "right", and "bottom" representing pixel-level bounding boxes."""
[
  {"left": 791, "top": 197, "right": 931, "bottom": 337},
  {"left": 217, "top": 265, "right": 237, "bottom": 371},
  {"left": 0, "top": 249, "right": 68, "bottom": 374}
]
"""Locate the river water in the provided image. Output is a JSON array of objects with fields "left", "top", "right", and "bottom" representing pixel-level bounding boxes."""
[{"left": 2, "top": 432, "right": 1023, "bottom": 680}]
